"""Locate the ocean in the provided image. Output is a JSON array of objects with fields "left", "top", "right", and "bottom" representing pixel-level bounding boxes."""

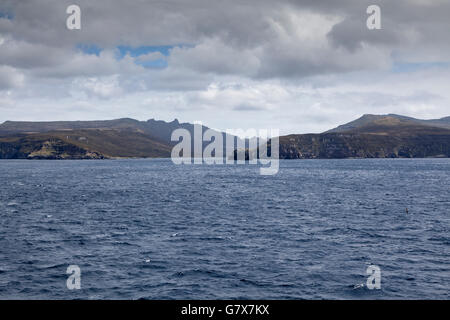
[{"left": 0, "top": 158, "right": 448, "bottom": 299}]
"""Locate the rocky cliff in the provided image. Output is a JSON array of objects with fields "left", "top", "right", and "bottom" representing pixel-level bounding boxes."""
[
  {"left": 0, "top": 115, "right": 449, "bottom": 160},
  {"left": 278, "top": 115, "right": 450, "bottom": 159}
]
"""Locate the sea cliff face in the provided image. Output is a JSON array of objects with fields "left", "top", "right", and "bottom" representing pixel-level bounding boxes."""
[
  {"left": 277, "top": 115, "right": 450, "bottom": 159},
  {"left": 278, "top": 133, "right": 450, "bottom": 159},
  {"left": 0, "top": 138, "right": 105, "bottom": 159},
  {"left": 235, "top": 115, "right": 450, "bottom": 160}
]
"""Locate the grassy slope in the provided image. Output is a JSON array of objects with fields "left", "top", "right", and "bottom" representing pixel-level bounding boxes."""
[{"left": 0, "top": 128, "right": 172, "bottom": 159}]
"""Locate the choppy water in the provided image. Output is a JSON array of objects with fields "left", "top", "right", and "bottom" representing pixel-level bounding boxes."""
[{"left": 0, "top": 159, "right": 449, "bottom": 299}]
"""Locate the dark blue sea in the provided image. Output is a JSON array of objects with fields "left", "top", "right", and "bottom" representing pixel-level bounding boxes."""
[{"left": 0, "top": 159, "right": 448, "bottom": 299}]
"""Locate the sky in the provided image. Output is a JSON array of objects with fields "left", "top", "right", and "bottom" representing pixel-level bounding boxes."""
[{"left": 0, "top": 0, "right": 449, "bottom": 134}]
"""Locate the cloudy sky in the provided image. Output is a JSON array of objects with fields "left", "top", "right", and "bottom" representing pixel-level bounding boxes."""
[{"left": 0, "top": 0, "right": 449, "bottom": 134}]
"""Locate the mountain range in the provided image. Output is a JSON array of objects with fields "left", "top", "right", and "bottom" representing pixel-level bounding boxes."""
[{"left": 0, "top": 114, "right": 449, "bottom": 159}]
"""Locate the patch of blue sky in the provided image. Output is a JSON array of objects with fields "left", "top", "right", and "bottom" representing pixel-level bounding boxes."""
[
  {"left": 76, "top": 44, "right": 102, "bottom": 56},
  {"left": 0, "top": 11, "right": 14, "bottom": 20},
  {"left": 392, "top": 62, "right": 450, "bottom": 73},
  {"left": 116, "top": 45, "right": 174, "bottom": 59},
  {"left": 134, "top": 58, "right": 168, "bottom": 69},
  {"left": 116, "top": 44, "right": 194, "bottom": 69},
  {"left": 76, "top": 43, "right": 191, "bottom": 68}
]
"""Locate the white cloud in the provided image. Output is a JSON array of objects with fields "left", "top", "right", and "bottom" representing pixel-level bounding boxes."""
[
  {"left": 135, "top": 52, "right": 166, "bottom": 63},
  {"left": 72, "top": 75, "right": 123, "bottom": 99}
]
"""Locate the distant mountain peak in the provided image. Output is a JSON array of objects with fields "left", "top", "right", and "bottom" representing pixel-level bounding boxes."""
[
  {"left": 147, "top": 118, "right": 180, "bottom": 125},
  {"left": 326, "top": 114, "right": 450, "bottom": 133}
]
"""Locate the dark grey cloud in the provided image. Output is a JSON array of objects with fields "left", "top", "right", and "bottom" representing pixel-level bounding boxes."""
[
  {"left": 0, "top": 66, "right": 24, "bottom": 90},
  {"left": 1, "top": 0, "right": 448, "bottom": 81},
  {"left": 326, "top": 0, "right": 450, "bottom": 60}
]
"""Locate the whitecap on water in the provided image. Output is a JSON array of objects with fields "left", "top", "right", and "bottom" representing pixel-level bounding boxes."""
[{"left": 353, "top": 283, "right": 365, "bottom": 290}]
